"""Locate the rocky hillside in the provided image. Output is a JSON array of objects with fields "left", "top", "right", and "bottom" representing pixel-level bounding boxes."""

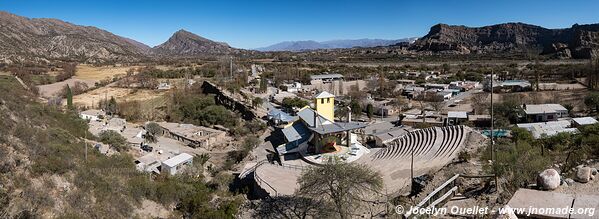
[
  {"left": 0, "top": 11, "right": 151, "bottom": 64},
  {"left": 153, "top": 29, "right": 242, "bottom": 56},
  {"left": 0, "top": 12, "right": 248, "bottom": 64},
  {"left": 410, "top": 22, "right": 599, "bottom": 59}
]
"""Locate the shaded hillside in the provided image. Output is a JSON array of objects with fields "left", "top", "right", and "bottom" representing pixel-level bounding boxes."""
[
  {"left": 0, "top": 75, "right": 242, "bottom": 218},
  {"left": 410, "top": 22, "right": 599, "bottom": 59},
  {"left": 0, "top": 11, "right": 151, "bottom": 64}
]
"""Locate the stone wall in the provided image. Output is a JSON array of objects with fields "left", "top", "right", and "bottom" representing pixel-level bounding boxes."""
[{"left": 201, "top": 81, "right": 256, "bottom": 121}]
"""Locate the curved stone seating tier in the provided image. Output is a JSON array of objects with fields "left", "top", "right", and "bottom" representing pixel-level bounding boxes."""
[
  {"left": 357, "top": 125, "right": 471, "bottom": 194},
  {"left": 371, "top": 125, "right": 468, "bottom": 161}
]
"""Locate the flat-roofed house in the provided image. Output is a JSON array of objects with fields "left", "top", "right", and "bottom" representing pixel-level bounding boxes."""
[
  {"left": 157, "top": 122, "right": 226, "bottom": 148},
  {"left": 80, "top": 109, "right": 104, "bottom": 121},
  {"left": 447, "top": 111, "right": 468, "bottom": 125},
  {"left": 517, "top": 120, "right": 577, "bottom": 139},
  {"left": 424, "top": 83, "right": 450, "bottom": 90},
  {"left": 522, "top": 104, "right": 568, "bottom": 122},
  {"left": 310, "top": 73, "right": 344, "bottom": 84},
  {"left": 161, "top": 153, "right": 194, "bottom": 175},
  {"left": 572, "top": 117, "right": 598, "bottom": 127},
  {"left": 487, "top": 80, "right": 532, "bottom": 92}
]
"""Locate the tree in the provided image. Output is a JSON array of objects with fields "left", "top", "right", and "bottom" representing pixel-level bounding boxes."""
[
  {"left": 297, "top": 161, "right": 383, "bottom": 219},
  {"left": 259, "top": 77, "right": 268, "bottom": 93},
  {"left": 429, "top": 99, "right": 445, "bottom": 112},
  {"left": 252, "top": 196, "right": 332, "bottom": 219},
  {"left": 252, "top": 97, "right": 263, "bottom": 109},
  {"left": 144, "top": 122, "right": 162, "bottom": 143},
  {"left": 349, "top": 100, "right": 362, "bottom": 117},
  {"left": 510, "top": 127, "right": 533, "bottom": 143},
  {"left": 563, "top": 103, "right": 574, "bottom": 116},
  {"left": 585, "top": 59, "right": 599, "bottom": 90},
  {"left": 106, "top": 96, "right": 118, "bottom": 115},
  {"left": 392, "top": 95, "right": 407, "bottom": 114},
  {"left": 584, "top": 92, "right": 599, "bottom": 112},
  {"left": 442, "top": 63, "right": 450, "bottom": 74},
  {"left": 471, "top": 93, "right": 488, "bottom": 114},
  {"left": 366, "top": 103, "right": 374, "bottom": 120},
  {"left": 281, "top": 97, "right": 309, "bottom": 110},
  {"left": 98, "top": 130, "right": 128, "bottom": 152},
  {"left": 145, "top": 122, "right": 162, "bottom": 136},
  {"left": 66, "top": 85, "right": 73, "bottom": 109}
]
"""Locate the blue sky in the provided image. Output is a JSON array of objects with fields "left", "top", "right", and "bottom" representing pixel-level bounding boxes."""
[{"left": 1, "top": 0, "right": 598, "bottom": 49}]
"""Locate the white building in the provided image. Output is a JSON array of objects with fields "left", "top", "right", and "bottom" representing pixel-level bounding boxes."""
[
  {"left": 161, "top": 153, "right": 194, "bottom": 175},
  {"left": 517, "top": 120, "right": 577, "bottom": 139},
  {"left": 80, "top": 109, "right": 104, "bottom": 121},
  {"left": 572, "top": 117, "right": 598, "bottom": 127},
  {"left": 157, "top": 82, "right": 171, "bottom": 90},
  {"left": 310, "top": 73, "right": 344, "bottom": 84},
  {"left": 522, "top": 104, "right": 568, "bottom": 122},
  {"left": 281, "top": 82, "right": 302, "bottom": 93}
]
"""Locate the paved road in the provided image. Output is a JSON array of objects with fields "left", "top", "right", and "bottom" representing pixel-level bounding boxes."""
[
  {"left": 250, "top": 127, "right": 276, "bottom": 161},
  {"left": 444, "top": 88, "right": 481, "bottom": 108}
]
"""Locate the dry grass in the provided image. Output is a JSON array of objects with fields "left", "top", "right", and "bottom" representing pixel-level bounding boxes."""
[
  {"left": 72, "top": 87, "right": 168, "bottom": 108},
  {"left": 495, "top": 89, "right": 590, "bottom": 112},
  {"left": 37, "top": 78, "right": 96, "bottom": 98},
  {"left": 75, "top": 64, "right": 140, "bottom": 81}
]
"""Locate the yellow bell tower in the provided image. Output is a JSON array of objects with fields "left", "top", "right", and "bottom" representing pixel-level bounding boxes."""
[{"left": 314, "top": 91, "right": 335, "bottom": 121}]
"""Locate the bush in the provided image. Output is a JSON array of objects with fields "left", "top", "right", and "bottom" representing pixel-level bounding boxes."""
[
  {"left": 281, "top": 97, "right": 309, "bottom": 110},
  {"left": 145, "top": 122, "right": 163, "bottom": 136},
  {"left": 98, "top": 130, "right": 128, "bottom": 152}
]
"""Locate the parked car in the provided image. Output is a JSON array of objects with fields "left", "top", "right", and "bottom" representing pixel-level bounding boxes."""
[{"left": 141, "top": 144, "right": 153, "bottom": 152}]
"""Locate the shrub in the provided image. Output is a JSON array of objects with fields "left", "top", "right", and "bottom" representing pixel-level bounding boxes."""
[{"left": 98, "top": 130, "right": 128, "bottom": 152}]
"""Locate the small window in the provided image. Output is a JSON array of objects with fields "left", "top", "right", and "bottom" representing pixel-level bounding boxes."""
[
  {"left": 327, "top": 98, "right": 330, "bottom": 103},
  {"left": 321, "top": 99, "right": 324, "bottom": 104}
]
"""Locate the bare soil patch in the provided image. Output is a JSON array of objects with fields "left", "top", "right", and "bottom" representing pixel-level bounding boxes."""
[{"left": 72, "top": 87, "right": 167, "bottom": 108}]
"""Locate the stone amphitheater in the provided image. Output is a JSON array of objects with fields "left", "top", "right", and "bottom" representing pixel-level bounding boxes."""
[
  {"left": 358, "top": 125, "right": 472, "bottom": 193},
  {"left": 251, "top": 125, "right": 474, "bottom": 196}
]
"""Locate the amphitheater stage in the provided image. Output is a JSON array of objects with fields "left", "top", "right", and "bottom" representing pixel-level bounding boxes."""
[{"left": 300, "top": 140, "right": 371, "bottom": 164}]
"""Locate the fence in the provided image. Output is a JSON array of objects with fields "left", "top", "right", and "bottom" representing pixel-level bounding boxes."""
[{"left": 405, "top": 174, "right": 460, "bottom": 218}]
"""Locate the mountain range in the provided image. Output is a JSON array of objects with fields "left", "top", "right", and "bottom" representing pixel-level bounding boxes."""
[
  {"left": 410, "top": 22, "right": 599, "bottom": 59},
  {"left": 0, "top": 11, "right": 243, "bottom": 64},
  {"left": 0, "top": 11, "right": 598, "bottom": 64},
  {"left": 255, "top": 38, "right": 418, "bottom": 52}
]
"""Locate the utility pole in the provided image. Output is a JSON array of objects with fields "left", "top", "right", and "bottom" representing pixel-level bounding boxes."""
[
  {"left": 490, "top": 70, "right": 497, "bottom": 190},
  {"left": 230, "top": 56, "right": 233, "bottom": 81},
  {"left": 84, "top": 131, "right": 88, "bottom": 162},
  {"left": 380, "top": 103, "right": 384, "bottom": 120},
  {"left": 490, "top": 70, "right": 494, "bottom": 161},
  {"left": 410, "top": 142, "right": 414, "bottom": 195},
  {"left": 104, "top": 91, "right": 107, "bottom": 112}
]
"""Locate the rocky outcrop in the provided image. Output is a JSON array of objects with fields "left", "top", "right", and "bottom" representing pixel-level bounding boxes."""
[
  {"left": 153, "top": 30, "right": 243, "bottom": 56},
  {"left": 410, "top": 23, "right": 599, "bottom": 59},
  {"left": 537, "top": 169, "right": 560, "bottom": 190}
]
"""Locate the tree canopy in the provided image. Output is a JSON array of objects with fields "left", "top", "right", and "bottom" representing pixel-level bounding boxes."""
[{"left": 297, "top": 161, "right": 383, "bottom": 219}]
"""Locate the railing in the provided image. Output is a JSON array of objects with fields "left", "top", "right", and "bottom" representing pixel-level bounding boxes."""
[
  {"left": 254, "top": 166, "right": 278, "bottom": 197},
  {"left": 280, "top": 163, "right": 308, "bottom": 171},
  {"left": 238, "top": 159, "right": 267, "bottom": 178},
  {"left": 405, "top": 174, "right": 460, "bottom": 218}
]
